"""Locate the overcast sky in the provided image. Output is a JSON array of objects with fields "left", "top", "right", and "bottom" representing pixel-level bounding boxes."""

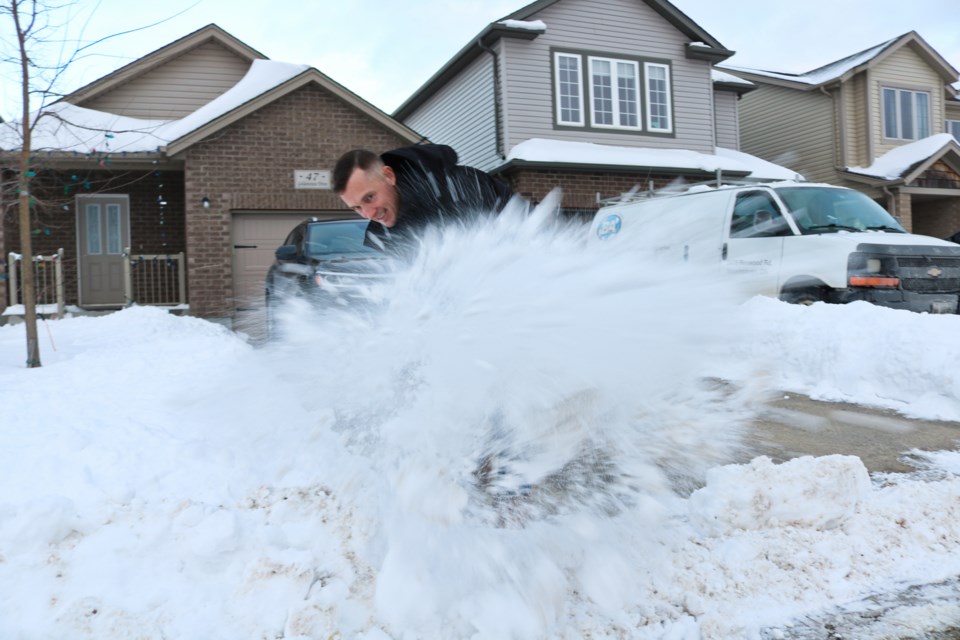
[{"left": 1, "top": 0, "right": 958, "bottom": 121}]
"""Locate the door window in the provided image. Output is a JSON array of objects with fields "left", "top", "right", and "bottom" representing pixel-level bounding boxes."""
[
  {"left": 731, "top": 191, "right": 790, "bottom": 238},
  {"left": 86, "top": 204, "right": 102, "bottom": 254}
]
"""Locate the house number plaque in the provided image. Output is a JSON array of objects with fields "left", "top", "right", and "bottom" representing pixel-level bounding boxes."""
[{"left": 294, "top": 170, "right": 331, "bottom": 189}]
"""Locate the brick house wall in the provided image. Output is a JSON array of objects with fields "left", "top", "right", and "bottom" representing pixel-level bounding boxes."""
[
  {"left": 181, "top": 83, "right": 411, "bottom": 319},
  {"left": 506, "top": 168, "right": 701, "bottom": 218},
  {"left": 913, "top": 197, "right": 960, "bottom": 239}
]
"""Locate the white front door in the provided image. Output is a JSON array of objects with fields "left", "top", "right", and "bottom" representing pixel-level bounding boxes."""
[{"left": 77, "top": 195, "right": 130, "bottom": 307}]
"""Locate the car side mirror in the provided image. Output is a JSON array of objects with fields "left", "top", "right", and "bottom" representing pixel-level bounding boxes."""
[{"left": 275, "top": 244, "right": 299, "bottom": 260}]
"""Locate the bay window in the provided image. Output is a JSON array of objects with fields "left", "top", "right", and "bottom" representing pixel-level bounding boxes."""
[{"left": 553, "top": 50, "right": 672, "bottom": 135}]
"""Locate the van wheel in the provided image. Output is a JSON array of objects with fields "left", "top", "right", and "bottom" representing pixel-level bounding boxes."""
[{"left": 780, "top": 288, "right": 823, "bottom": 306}]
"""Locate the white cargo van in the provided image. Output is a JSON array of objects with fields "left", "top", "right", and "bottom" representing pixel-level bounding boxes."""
[{"left": 590, "top": 181, "right": 960, "bottom": 313}]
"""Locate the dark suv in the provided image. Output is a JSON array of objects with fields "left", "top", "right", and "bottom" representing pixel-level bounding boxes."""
[{"left": 265, "top": 218, "right": 384, "bottom": 334}]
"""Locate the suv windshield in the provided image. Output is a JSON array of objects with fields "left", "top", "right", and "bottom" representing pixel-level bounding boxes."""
[
  {"left": 774, "top": 187, "right": 906, "bottom": 234},
  {"left": 305, "top": 221, "right": 379, "bottom": 259}
]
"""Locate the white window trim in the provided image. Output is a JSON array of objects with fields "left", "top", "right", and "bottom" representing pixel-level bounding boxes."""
[
  {"left": 882, "top": 87, "right": 931, "bottom": 141},
  {"left": 644, "top": 62, "right": 673, "bottom": 133},
  {"left": 554, "top": 52, "right": 585, "bottom": 127},
  {"left": 587, "top": 56, "right": 642, "bottom": 131}
]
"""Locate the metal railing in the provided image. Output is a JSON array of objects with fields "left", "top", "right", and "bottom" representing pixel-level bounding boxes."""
[
  {"left": 6, "top": 249, "right": 66, "bottom": 319},
  {"left": 123, "top": 249, "right": 187, "bottom": 307}
]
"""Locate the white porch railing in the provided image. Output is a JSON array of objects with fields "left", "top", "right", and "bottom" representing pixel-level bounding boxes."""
[
  {"left": 6, "top": 249, "right": 66, "bottom": 319},
  {"left": 123, "top": 249, "right": 187, "bottom": 307}
]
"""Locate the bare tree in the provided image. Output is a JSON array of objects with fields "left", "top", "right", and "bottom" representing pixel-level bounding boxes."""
[
  {"left": 1, "top": 1, "right": 183, "bottom": 367},
  {"left": 6, "top": 0, "right": 43, "bottom": 366}
]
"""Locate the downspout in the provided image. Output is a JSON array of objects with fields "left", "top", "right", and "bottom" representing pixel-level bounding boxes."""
[
  {"left": 820, "top": 85, "right": 844, "bottom": 176},
  {"left": 478, "top": 38, "right": 505, "bottom": 159},
  {"left": 864, "top": 68, "right": 874, "bottom": 164},
  {"left": 882, "top": 184, "right": 899, "bottom": 221}
]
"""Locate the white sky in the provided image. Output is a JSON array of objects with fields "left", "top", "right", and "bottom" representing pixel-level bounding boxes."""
[
  {"left": 1, "top": 0, "right": 959, "bottom": 121},
  {"left": 2, "top": 205, "right": 960, "bottom": 637}
]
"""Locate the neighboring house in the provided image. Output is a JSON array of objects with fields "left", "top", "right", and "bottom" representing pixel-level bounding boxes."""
[
  {"left": 392, "top": 0, "right": 799, "bottom": 217},
  {"left": 727, "top": 31, "right": 960, "bottom": 238},
  {"left": 0, "top": 25, "right": 420, "bottom": 327}
]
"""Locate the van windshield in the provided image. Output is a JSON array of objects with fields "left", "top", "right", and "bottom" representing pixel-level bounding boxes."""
[{"left": 774, "top": 187, "right": 906, "bottom": 234}]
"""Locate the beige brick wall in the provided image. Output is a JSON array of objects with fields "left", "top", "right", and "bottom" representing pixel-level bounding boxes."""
[{"left": 182, "top": 83, "right": 412, "bottom": 319}]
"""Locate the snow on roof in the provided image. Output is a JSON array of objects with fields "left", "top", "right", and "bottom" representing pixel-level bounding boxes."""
[
  {"left": 722, "top": 36, "right": 899, "bottom": 86},
  {"left": 0, "top": 102, "right": 170, "bottom": 154},
  {"left": 506, "top": 138, "right": 802, "bottom": 181},
  {"left": 711, "top": 69, "right": 752, "bottom": 86},
  {"left": 0, "top": 60, "right": 308, "bottom": 154},
  {"left": 158, "top": 60, "right": 308, "bottom": 142},
  {"left": 847, "top": 133, "right": 957, "bottom": 179},
  {"left": 498, "top": 19, "right": 546, "bottom": 31}
]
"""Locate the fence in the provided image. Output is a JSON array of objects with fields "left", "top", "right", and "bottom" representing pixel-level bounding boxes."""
[
  {"left": 123, "top": 249, "right": 187, "bottom": 307},
  {"left": 6, "top": 249, "right": 66, "bottom": 319}
]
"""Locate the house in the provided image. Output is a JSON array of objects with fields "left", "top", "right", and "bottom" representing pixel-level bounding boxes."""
[
  {"left": 726, "top": 31, "right": 960, "bottom": 238},
  {"left": 392, "top": 0, "right": 799, "bottom": 217},
  {"left": 0, "top": 25, "right": 421, "bottom": 328}
]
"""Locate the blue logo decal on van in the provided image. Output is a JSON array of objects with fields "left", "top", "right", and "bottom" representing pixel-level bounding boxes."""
[{"left": 596, "top": 214, "right": 622, "bottom": 240}]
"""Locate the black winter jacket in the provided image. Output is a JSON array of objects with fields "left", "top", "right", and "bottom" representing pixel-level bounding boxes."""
[{"left": 365, "top": 144, "right": 514, "bottom": 252}]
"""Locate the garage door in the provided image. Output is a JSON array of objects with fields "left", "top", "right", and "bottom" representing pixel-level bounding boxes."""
[{"left": 231, "top": 211, "right": 353, "bottom": 338}]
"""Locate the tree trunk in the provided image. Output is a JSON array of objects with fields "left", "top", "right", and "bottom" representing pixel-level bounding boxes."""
[{"left": 13, "top": 0, "right": 41, "bottom": 368}]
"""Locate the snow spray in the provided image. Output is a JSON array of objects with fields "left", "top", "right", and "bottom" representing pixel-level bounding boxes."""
[{"left": 270, "top": 190, "right": 761, "bottom": 638}]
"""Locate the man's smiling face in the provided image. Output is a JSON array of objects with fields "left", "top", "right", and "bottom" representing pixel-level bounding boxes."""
[{"left": 339, "top": 165, "right": 399, "bottom": 228}]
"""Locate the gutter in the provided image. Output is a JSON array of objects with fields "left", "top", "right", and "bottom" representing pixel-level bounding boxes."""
[{"left": 477, "top": 39, "right": 505, "bottom": 159}]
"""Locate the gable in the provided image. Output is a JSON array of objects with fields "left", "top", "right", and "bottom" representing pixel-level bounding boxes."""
[
  {"left": 64, "top": 24, "right": 265, "bottom": 120},
  {"left": 77, "top": 41, "right": 255, "bottom": 120},
  {"left": 394, "top": 0, "right": 731, "bottom": 120}
]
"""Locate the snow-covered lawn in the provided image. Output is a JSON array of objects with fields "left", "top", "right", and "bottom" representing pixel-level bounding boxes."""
[{"left": 2, "top": 212, "right": 959, "bottom": 639}]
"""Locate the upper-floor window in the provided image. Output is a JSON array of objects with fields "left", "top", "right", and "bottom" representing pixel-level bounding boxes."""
[
  {"left": 882, "top": 87, "right": 930, "bottom": 140},
  {"left": 589, "top": 57, "right": 640, "bottom": 129},
  {"left": 948, "top": 119, "right": 960, "bottom": 142},
  {"left": 555, "top": 53, "right": 585, "bottom": 126},
  {"left": 645, "top": 62, "right": 673, "bottom": 133},
  {"left": 553, "top": 50, "right": 672, "bottom": 135}
]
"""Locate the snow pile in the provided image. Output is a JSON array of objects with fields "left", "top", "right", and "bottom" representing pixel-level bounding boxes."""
[{"left": 1, "top": 201, "right": 959, "bottom": 638}]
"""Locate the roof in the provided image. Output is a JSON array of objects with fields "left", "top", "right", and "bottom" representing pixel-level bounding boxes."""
[
  {"left": 711, "top": 69, "right": 755, "bottom": 95},
  {"left": 721, "top": 31, "right": 960, "bottom": 90},
  {"left": 394, "top": 0, "right": 734, "bottom": 120},
  {"left": 1, "top": 59, "right": 421, "bottom": 158},
  {"left": 62, "top": 24, "right": 266, "bottom": 107},
  {"left": 497, "top": 138, "right": 803, "bottom": 181},
  {"left": 844, "top": 133, "right": 960, "bottom": 184}
]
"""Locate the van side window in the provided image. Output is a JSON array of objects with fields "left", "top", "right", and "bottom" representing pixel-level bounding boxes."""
[{"left": 731, "top": 191, "right": 790, "bottom": 238}]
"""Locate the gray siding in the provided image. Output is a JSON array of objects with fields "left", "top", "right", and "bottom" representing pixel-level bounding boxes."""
[
  {"left": 79, "top": 42, "right": 252, "bottom": 119},
  {"left": 739, "top": 84, "right": 837, "bottom": 183},
  {"left": 403, "top": 51, "right": 501, "bottom": 172},
  {"left": 713, "top": 91, "right": 738, "bottom": 150},
  {"left": 500, "top": 0, "right": 716, "bottom": 154}
]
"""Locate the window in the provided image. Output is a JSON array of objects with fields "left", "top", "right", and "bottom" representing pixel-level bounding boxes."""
[
  {"left": 106, "top": 204, "right": 122, "bottom": 255},
  {"left": 86, "top": 204, "right": 102, "bottom": 255},
  {"left": 588, "top": 57, "right": 640, "bottom": 129},
  {"left": 553, "top": 51, "right": 672, "bottom": 134},
  {"left": 948, "top": 119, "right": 960, "bottom": 142},
  {"left": 555, "top": 53, "right": 584, "bottom": 126},
  {"left": 882, "top": 87, "right": 930, "bottom": 140},
  {"left": 645, "top": 63, "right": 672, "bottom": 132},
  {"left": 730, "top": 191, "right": 790, "bottom": 238}
]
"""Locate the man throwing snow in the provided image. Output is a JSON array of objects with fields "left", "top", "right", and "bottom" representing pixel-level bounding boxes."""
[{"left": 332, "top": 144, "right": 515, "bottom": 252}]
